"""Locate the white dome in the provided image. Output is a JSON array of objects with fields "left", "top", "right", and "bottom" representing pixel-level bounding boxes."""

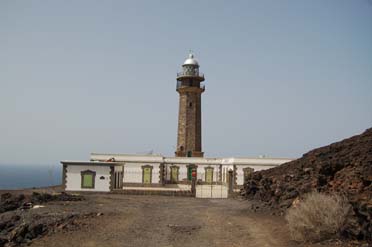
[{"left": 183, "top": 53, "right": 199, "bottom": 66}]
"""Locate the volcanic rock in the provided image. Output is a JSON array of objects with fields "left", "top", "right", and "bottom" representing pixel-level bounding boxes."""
[{"left": 242, "top": 128, "right": 372, "bottom": 240}]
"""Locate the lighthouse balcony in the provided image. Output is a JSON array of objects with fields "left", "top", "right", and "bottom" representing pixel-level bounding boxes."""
[
  {"left": 176, "top": 71, "right": 205, "bottom": 80},
  {"left": 177, "top": 81, "right": 205, "bottom": 91}
]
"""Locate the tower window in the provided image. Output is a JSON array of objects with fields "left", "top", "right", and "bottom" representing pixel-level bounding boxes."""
[{"left": 189, "top": 102, "right": 193, "bottom": 107}]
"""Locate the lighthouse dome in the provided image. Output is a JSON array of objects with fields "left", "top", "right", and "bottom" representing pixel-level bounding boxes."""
[{"left": 183, "top": 53, "right": 199, "bottom": 66}]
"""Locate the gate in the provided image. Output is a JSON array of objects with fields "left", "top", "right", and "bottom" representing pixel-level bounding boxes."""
[
  {"left": 193, "top": 165, "right": 231, "bottom": 198},
  {"left": 195, "top": 184, "right": 228, "bottom": 198}
]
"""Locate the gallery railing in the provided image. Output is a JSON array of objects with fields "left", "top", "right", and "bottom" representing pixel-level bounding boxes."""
[
  {"left": 176, "top": 81, "right": 205, "bottom": 91},
  {"left": 177, "top": 71, "right": 204, "bottom": 78}
]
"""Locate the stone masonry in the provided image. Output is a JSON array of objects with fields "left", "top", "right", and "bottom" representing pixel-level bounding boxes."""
[{"left": 176, "top": 87, "right": 203, "bottom": 157}]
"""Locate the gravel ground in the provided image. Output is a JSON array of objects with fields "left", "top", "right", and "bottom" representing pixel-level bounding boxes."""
[
  {"left": 29, "top": 193, "right": 294, "bottom": 247},
  {"left": 1, "top": 189, "right": 362, "bottom": 247}
]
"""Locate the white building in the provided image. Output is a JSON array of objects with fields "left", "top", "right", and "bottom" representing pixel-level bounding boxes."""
[{"left": 61, "top": 153, "right": 293, "bottom": 193}]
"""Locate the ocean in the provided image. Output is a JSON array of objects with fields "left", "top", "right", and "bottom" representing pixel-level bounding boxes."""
[{"left": 0, "top": 164, "right": 62, "bottom": 190}]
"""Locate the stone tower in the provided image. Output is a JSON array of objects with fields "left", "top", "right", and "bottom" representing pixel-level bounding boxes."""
[{"left": 175, "top": 53, "right": 205, "bottom": 157}]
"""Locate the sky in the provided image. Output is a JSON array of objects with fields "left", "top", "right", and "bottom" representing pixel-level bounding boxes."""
[{"left": 0, "top": 0, "right": 371, "bottom": 165}]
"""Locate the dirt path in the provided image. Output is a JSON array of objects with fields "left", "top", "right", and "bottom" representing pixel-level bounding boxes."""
[{"left": 30, "top": 194, "right": 294, "bottom": 247}]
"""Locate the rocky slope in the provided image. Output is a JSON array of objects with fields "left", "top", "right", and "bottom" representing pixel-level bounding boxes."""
[
  {"left": 0, "top": 192, "right": 87, "bottom": 246},
  {"left": 242, "top": 128, "right": 372, "bottom": 240}
]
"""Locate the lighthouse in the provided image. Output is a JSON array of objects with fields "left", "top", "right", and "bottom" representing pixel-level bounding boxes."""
[{"left": 175, "top": 53, "right": 205, "bottom": 157}]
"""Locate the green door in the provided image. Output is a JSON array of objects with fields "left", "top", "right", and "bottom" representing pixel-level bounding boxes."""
[
  {"left": 171, "top": 167, "right": 178, "bottom": 183},
  {"left": 205, "top": 168, "right": 213, "bottom": 184},
  {"left": 187, "top": 167, "right": 193, "bottom": 181},
  {"left": 143, "top": 167, "right": 151, "bottom": 184},
  {"left": 82, "top": 174, "right": 93, "bottom": 188}
]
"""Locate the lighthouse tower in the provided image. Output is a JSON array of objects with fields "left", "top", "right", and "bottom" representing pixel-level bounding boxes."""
[{"left": 175, "top": 53, "right": 205, "bottom": 157}]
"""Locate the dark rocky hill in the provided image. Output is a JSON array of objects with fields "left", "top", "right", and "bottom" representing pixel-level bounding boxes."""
[{"left": 242, "top": 128, "right": 372, "bottom": 240}]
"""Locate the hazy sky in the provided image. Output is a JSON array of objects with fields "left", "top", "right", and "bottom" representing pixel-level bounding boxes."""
[{"left": 1, "top": 0, "right": 371, "bottom": 165}]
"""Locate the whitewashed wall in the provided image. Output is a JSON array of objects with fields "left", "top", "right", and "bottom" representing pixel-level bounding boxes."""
[
  {"left": 235, "top": 165, "right": 276, "bottom": 185},
  {"left": 123, "top": 163, "right": 160, "bottom": 184},
  {"left": 66, "top": 165, "right": 111, "bottom": 192},
  {"left": 179, "top": 165, "right": 188, "bottom": 181},
  {"left": 196, "top": 165, "right": 204, "bottom": 181},
  {"left": 114, "top": 165, "right": 123, "bottom": 172}
]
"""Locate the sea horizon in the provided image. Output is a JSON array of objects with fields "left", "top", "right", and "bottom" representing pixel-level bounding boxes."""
[{"left": 0, "top": 163, "right": 62, "bottom": 190}]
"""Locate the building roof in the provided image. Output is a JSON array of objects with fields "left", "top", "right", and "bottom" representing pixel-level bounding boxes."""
[
  {"left": 60, "top": 160, "right": 124, "bottom": 166},
  {"left": 87, "top": 153, "right": 295, "bottom": 166}
]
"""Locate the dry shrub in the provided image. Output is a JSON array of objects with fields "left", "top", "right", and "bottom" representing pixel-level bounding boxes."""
[{"left": 285, "top": 191, "right": 350, "bottom": 242}]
